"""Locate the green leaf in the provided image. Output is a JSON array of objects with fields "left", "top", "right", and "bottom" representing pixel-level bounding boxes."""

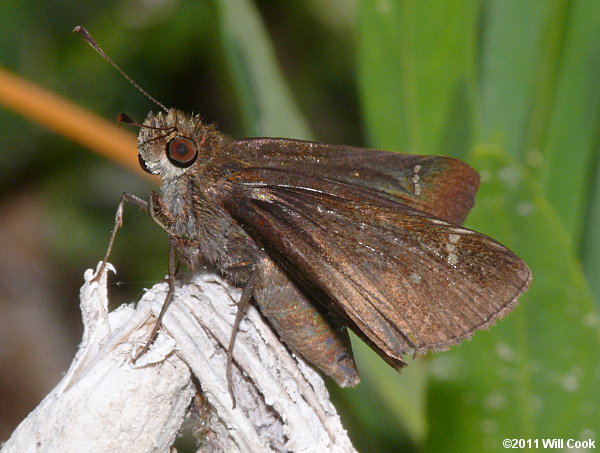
[
  {"left": 478, "top": 0, "right": 556, "bottom": 159},
  {"left": 358, "top": 0, "right": 479, "bottom": 159},
  {"left": 354, "top": 340, "right": 427, "bottom": 445},
  {"left": 215, "top": 0, "right": 312, "bottom": 139},
  {"left": 426, "top": 146, "right": 600, "bottom": 452},
  {"left": 583, "top": 172, "right": 600, "bottom": 305},
  {"left": 537, "top": 0, "right": 600, "bottom": 247}
]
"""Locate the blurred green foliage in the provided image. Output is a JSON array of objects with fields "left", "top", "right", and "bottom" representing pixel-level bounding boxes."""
[{"left": 1, "top": 1, "right": 599, "bottom": 452}]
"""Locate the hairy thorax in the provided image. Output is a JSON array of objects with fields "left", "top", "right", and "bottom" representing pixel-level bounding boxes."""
[{"left": 160, "top": 163, "right": 263, "bottom": 285}]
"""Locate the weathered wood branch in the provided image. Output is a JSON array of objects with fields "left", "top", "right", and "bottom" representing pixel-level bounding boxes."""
[{"left": 1, "top": 263, "right": 356, "bottom": 453}]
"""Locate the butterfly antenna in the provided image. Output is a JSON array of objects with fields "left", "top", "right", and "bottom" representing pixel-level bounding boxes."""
[{"left": 73, "top": 26, "right": 168, "bottom": 112}]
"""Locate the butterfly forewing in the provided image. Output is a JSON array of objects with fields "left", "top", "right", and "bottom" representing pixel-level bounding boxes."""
[
  {"left": 232, "top": 139, "right": 480, "bottom": 224},
  {"left": 224, "top": 168, "right": 531, "bottom": 368}
]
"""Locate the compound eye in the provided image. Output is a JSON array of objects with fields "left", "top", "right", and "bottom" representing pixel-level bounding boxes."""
[
  {"left": 138, "top": 154, "right": 152, "bottom": 174},
  {"left": 166, "top": 136, "right": 198, "bottom": 168}
]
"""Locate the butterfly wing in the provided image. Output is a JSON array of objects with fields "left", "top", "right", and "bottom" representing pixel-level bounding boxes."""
[
  {"left": 232, "top": 138, "right": 479, "bottom": 225},
  {"left": 223, "top": 169, "right": 531, "bottom": 369}
]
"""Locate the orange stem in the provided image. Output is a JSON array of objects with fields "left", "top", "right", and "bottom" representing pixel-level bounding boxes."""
[{"left": 0, "top": 66, "right": 155, "bottom": 181}]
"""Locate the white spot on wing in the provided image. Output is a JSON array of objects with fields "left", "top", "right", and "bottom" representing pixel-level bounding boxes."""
[
  {"left": 412, "top": 164, "right": 422, "bottom": 196},
  {"left": 446, "top": 234, "right": 460, "bottom": 265},
  {"left": 409, "top": 272, "right": 422, "bottom": 284},
  {"left": 254, "top": 192, "right": 273, "bottom": 202},
  {"left": 448, "top": 233, "right": 461, "bottom": 244}
]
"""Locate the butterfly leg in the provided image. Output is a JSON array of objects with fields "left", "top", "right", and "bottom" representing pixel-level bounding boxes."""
[
  {"left": 133, "top": 236, "right": 179, "bottom": 361},
  {"left": 93, "top": 192, "right": 148, "bottom": 282},
  {"left": 147, "top": 191, "right": 180, "bottom": 234},
  {"left": 96, "top": 191, "right": 195, "bottom": 361},
  {"left": 133, "top": 193, "right": 199, "bottom": 360},
  {"left": 226, "top": 267, "right": 257, "bottom": 408}
]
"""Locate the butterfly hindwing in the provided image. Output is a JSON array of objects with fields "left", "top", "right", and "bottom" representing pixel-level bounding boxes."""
[{"left": 223, "top": 169, "right": 531, "bottom": 367}]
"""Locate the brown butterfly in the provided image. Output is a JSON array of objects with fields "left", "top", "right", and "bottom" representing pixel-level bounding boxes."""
[{"left": 76, "top": 27, "right": 531, "bottom": 400}]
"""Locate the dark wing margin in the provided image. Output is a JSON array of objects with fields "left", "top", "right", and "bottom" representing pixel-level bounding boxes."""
[
  {"left": 223, "top": 172, "right": 531, "bottom": 369},
  {"left": 233, "top": 138, "right": 480, "bottom": 225}
]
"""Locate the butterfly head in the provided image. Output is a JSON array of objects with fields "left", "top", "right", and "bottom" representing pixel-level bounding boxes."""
[{"left": 137, "top": 108, "right": 215, "bottom": 180}]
